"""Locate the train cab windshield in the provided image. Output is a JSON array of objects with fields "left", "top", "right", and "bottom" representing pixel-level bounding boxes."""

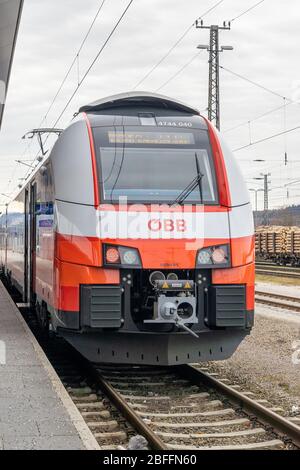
[{"left": 93, "top": 126, "right": 218, "bottom": 204}]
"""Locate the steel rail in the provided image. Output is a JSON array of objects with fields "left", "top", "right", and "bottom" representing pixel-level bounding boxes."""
[
  {"left": 256, "top": 268, "right": 300, "bottom": 279},
  {"left": 89, "top": 366, "right": 167, "bottom": 450},
  {"left": 256, "top": 290, "right": 300, "bottom": 301},
  {"left": 255, "top": 298, "right": 300, "bottom": 312},
  {"left": 255, "top": 291, "right": 300, "bottom": 312},
  {"left": 178, "top": 365, "right": 300, "bottom": 448},
  {"left": 256, "top": 262, "right": 300, "bottom": 272}
]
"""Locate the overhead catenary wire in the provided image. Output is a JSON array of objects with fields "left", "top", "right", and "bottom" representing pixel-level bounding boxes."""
[
  {"left": 6, "top": 0, "right": 135, "bottom": 200},
  {"left": 3, "top": 0, "right": 108, "bottom": 201},
  {"left": 234, "top": 124, "right": 300, "bottom": 152},
  {"left": 219, "top": 65, "right": 292, "bottom": 102},
  {"left": 229, "top": 0, "right": 266, "bottom": 23},
  {"left": 3, "top": 1, "right": 298, "bottom": 211},
  {"left": 40, "top": 0, "right": 107, "bottom": 127},
  {"left": 217, "top": 64, "right": 298, "bottom": 145},
  {"left": 223, "top": 102, "right": 292, "bottom": 134},
  {"left": 153, "top": 56, "right": 293, "bottom": 137},
  {"left": 155, "top": 51, "right": 200, "bottom": 92},
  {"left": 28, "top": 0, "right": 134, "bottom": 167},
  {"left": 283, "top": 97, "right": 288, "bottom": 165},
  {"left": 149, "top": 0, "right": 292, "bottom": 176},
  {"left": 245, "top": 156, "right": 300, "bottom": 181},
  {"left": 132, "top": 25, "right": 195, "bottom": 90},
  {"left": 26, "top": 1, "right": 107, "bottom": 140},
  {"left": 153, "top": 0, "right": 267, "bottom": 95},
  {"left": 132, "top": 0, "right": 226, "bottom": 90},
  {"left": 51, "top": 0, "right": 135, "bottom": 130}
]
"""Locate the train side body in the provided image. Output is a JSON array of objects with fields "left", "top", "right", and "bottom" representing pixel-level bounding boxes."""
[{"left": 0, "top": 92, "right": 255, "bottom": 365}]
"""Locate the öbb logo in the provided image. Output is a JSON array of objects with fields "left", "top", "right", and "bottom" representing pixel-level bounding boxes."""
[{"left": 148, "top": 219, "right": 187, "bottom": 232}]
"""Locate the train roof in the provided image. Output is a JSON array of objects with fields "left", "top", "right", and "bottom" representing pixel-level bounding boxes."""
[{"left": 79, "top": 91, "right": 200, "bottom": 115}]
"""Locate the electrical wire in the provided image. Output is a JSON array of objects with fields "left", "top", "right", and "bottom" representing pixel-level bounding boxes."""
[
  {"left": 133, "top": 25, "right": 195, "bottom": 90},
  {"left": 51, "top": 0, "right": 135, "bottom": 129},
  {"left": 223, "top": 102, "right": 291, "bottom": 134},
  {"left": 153, "top": 0, "right": 268, "bottom": 95},
  {"left": 219, "top": 65, "right": 291, "bottom": 101},
  {"left": 229, "top": 0, "right": 266, "bottom": 23},
  {"left": 283, "top": 97, "right": 288, "bottom": 165},
  {"left": 132, "top": 0, "right": 226, "bottom": 90},
  {"left": 26, "top": 0, "right": 134, "bottom": 175},
  {"left": 234, "top": 124, "right": 300, "bottom": 152},
  {"left": 155, "top": 51, "right": 200, "bottom": 92},
  {"left": 39, "top": 0, "right": 107, "bottom": 127},
  {"left": 3, "top": 0, "right": 108, "bottom": 201},
  {"left": 198, "top": 0, "right": 227, "bottom": 20},
  {"left": 5, "top": 0, "right": 135, "bottom": 202}
]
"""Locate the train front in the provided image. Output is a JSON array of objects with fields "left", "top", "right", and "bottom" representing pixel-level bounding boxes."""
[{"left": 52, "top": 92, "right": 255, "bottom": 365}]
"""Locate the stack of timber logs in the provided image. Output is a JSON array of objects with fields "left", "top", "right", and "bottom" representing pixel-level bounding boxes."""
[{"left": 255, "top": 226, "right": 300, "bottom": 255}]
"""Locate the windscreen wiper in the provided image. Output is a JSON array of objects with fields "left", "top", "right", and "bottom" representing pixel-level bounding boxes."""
[
  {"left": 194, "top": 152, "right": 203, "bottom": 203},
  {"left": 171, "top": 153, "right": 204, "bottom": 206}
]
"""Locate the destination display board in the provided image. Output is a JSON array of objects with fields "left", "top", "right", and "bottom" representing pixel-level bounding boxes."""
[{"left": 108, "top": 131, "right": 195, "bottom": 146}]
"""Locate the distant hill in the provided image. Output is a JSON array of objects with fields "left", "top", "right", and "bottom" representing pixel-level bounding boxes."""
[{"left": 254, "top": 204, "right": 300, "bottom": 228}]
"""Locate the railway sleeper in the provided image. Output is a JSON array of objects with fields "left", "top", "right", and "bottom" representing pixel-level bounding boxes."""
[
  {"left": 94, "top": 431, "right": 128, "bottom": 444},
  {"left": 151, "top": 418, "right": 251, "bottom": 429},
  {"left": 122, "top": 392, "right": 210, "bottom": 401},
  {"left": 76, "top": 402, "right": 106, "bottom": 411},
  {"left": 87, "top": 420, "right": 120, "bottom": 432},
  {"left": 72, "top": 394, "right": 99, "bottom": 403},
  {"left": 69, "top": 387, "right": 94, "bottom": 396},
  {"left": 136, "top": 407, "right": 235, "bottom": 419},
  {"left": 102, "top": 374, "right": 178, "bottom": 382},
  {"left": 168, "top": 440, "right": 285, "bottom": 450},
  {"left": 156, "top": 427, "right": 267, "bottom": 441},
  {"left": 60, "top": 375, "right": 84, "bottom": 383},
  {"left": 140, "top": 400, "right": 223, "bottom": 413},
  {"left": 81, "top": 410, "right": 111, "bottom": 420},
  {"left": 110, "top": 379, "right": 190, "bottom": 388}
]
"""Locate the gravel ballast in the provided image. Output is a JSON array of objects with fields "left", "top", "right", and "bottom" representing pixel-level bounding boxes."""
[{"left": 204, "top": 303, "right": 300, "bottom": 418}]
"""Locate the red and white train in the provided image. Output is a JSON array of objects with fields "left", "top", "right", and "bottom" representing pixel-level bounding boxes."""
[{"left": 0, "top": 92, "right": 254, "bottom": 365}]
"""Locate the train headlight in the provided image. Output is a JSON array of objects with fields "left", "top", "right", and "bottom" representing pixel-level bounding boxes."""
[
  {"left": 197, "top": 248, "right": 211, "bottom": 265},
  {"left": 104, "top": 245, "right": 142, "bottom": 268},
  {"left": 120, "top": 248, "right": 139, "bottom": 265},
  {"left": 196, "top": 244, "right": 230, "bottom": 268},
  {"left": 211, "top": 247, "right": 227, "bottom": 264},
  {"left": 105, "top": 247, "right": 120, "bottom": 264}
]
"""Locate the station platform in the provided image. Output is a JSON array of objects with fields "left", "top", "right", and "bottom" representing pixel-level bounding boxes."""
[{"left": 0, "top": 281, "right": 99, "bottom": 450}]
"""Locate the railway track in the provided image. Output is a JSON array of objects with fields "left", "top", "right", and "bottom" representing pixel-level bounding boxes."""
[
  {"left": 15, "top": 291, "right": 300, "bottom": 451},
  {"left": 256, "top": 268, "right": 300, "bottom": 279},
  {"left": 93, "top": 364, "right": 300, "bottom": 450},
  {"left": 256, "top": 261, "right": 300, "bottom": 268},
  {"left": 20, "top": 307, "right": 139, "bottom": 450},
  {"left": 255, "top": 290, "right": 300, "bottom": 312},
  {"left": 256, "top": 262, "right": 300, "bottom": 279}
]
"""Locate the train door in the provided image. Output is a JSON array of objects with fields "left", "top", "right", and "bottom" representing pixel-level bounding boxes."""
[
  {"left": 29, "top": 183, "right": 37, "bottom": 305},
  {"left": 4, "top": 204, "right": 8, "bottom": 270},
  {"left": 24, "top": 189, "right": 29, "bottom": 302}
]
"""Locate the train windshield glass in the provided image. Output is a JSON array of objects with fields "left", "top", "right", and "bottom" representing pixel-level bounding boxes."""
[{"left": 93, "top": 126, "right": 218, "bottom": 204}]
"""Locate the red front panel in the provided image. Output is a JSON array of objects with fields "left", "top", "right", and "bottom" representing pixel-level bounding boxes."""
[{"left": 53, "top": 258, "right": 120, "bottom": 311}]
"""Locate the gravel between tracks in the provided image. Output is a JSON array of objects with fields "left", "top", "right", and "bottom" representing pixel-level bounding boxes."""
[
  {"left": 257, "top": 281, "right": 300, "bottom": 298},
  {"left": 202, "top": 308, "right": 300, "bottom": 418}
]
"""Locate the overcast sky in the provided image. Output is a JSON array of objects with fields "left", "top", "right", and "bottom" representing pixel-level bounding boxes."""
[{"left": 1, "top": 0, "right": 300, "bottom": 210}]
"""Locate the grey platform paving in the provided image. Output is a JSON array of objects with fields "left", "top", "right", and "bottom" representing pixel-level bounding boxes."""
[{"left": 0, "top": 281, "right": 100, "bottom": 450}]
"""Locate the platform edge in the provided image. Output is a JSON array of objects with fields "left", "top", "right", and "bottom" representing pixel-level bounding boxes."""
[{"left": 0, "top": 281, "right": 101, "bottom": 451}]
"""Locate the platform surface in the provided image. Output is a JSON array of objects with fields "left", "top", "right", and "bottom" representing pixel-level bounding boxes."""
[{"left": 0, "top": 281, "right": 88, "bottom": 450}]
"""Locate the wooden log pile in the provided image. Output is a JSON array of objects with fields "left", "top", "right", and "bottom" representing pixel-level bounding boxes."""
[{"left": 255, "top": 226, "right": 300, "bottom": 254}]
